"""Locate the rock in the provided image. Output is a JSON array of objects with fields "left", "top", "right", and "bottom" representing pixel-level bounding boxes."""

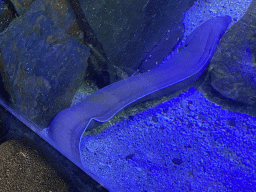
[
  {"left": 0, "top": 0, "right": 90, "bottom": 127},
  {"left": 210, "top": 0, "right": 256, "bottom": 106},
  {"left": 79, "top": 0, "right": 197, "bottom": 82},
  {"left": 9, "top": 0, "right": 34, "bottom": 16},
  {"left": 0, "top": 0, "right": 17, "bottom": 33}
]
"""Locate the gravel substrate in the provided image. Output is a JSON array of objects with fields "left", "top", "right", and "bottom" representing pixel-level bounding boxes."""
[
  {"left": 80, "top": 87, "right": 256, "bottom": 191},
  {"left": 181, "top": 0, "right": 252, "bottom": 40}
]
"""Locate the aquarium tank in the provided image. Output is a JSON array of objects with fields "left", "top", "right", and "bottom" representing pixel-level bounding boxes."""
[{"left": 0, "top": 0, "right": 256, "bottom": 191}]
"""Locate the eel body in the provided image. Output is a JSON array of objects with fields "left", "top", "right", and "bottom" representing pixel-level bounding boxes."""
[{"left": 48, "top": 16, "right": 232, "bottom": 166}]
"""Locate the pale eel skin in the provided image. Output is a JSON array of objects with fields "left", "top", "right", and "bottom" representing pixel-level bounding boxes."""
[{"left": 48, "top": 16, "right": 232, "bottom": 167}]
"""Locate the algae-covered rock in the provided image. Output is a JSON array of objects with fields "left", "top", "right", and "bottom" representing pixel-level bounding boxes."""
[
  {"left": 210, "top": 0, "right": 256, "bottom": 106},
  {"left": 0, "top": 0, "right": 90, "bottom": 127}
]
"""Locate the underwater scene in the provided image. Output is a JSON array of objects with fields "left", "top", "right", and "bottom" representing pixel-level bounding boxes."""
[{"left": 0, "top": 0, "right": 256, "bottom": 191}]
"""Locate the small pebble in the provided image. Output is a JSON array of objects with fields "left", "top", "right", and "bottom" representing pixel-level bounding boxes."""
[{"left": 188, "top": 105, "right": 196, "bottom": 111}]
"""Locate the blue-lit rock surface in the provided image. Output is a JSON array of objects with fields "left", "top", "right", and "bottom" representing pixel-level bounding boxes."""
[
  {"left": 210, "top": 0, "right": 256, "bottom": 106},
  {"left": 0, "top": 0, "right": 90, "bottom": 127}
]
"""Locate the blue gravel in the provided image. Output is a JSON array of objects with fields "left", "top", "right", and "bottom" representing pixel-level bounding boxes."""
[
  {"left": 80, "top": 87, "right": 256, "bottom": 191},
  {"left": 181, "top": 0, "right": 252, "bottom": 40}
]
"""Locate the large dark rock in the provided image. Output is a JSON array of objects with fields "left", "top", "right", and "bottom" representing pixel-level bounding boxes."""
[
  {"left": 0, "top": 0, "right": 90, "bottom": 127},
  {"left": 210, "top": 0, "right": 256, "bottom": 106},
  {"left": 79, "top": 0, "right": 197, "bottom": 82}
]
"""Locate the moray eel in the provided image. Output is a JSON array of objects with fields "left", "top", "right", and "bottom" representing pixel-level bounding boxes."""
[{"left": 48, "top": 16, "right": 232, "bottom": 166}]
